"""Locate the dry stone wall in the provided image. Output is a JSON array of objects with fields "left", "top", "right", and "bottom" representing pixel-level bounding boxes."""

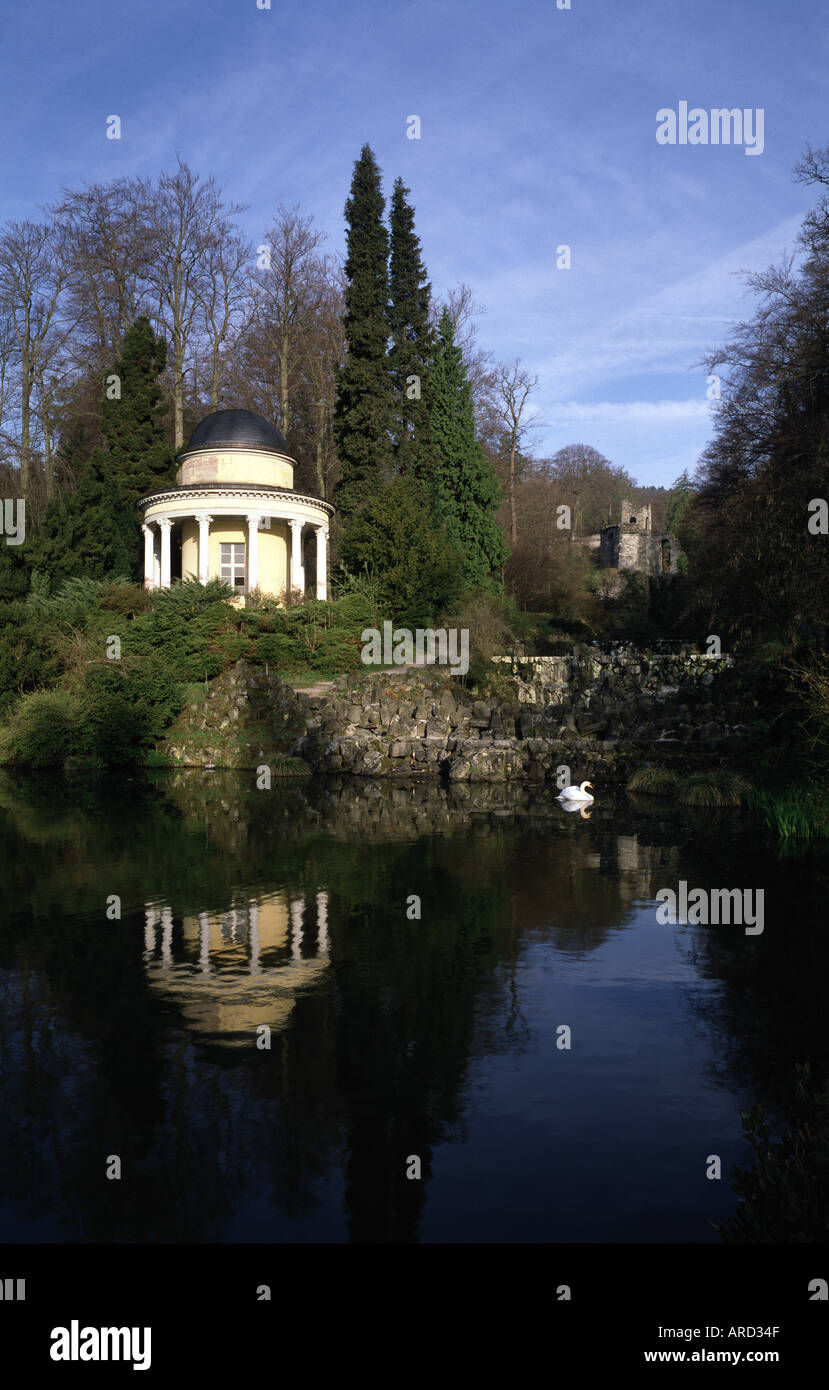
[
  {"left": 294, "top": 645, "right": 759, "bottom": 783},
  {"left": 162, "top": 647, "right": 764, "bottom": 781}
]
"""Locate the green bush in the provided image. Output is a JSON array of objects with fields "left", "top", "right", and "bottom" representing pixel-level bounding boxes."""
[
  {"left": 0, "top": 600, "right": 64, "bottom": 715},
  {"left": 442, "top": 588, "right": 531, "bottom": 687},
  {"left": 0, "top": 647, "right": 186, "bottom": 769},
  {"left": 100, "top": 581, "right": 154, "bottom": 617},
  {"left": 130, "top": 587, "right": 233, "bottom": 680},
  {"left": 213, "top": 632, "right": 256, "bottom": 665},
  {"left": 0, "top": 688, "right": 85, "bottom": 768},
  {"left": 80, "top": 679, "right": 150, "bottom": 764},
  {"left": 255, "top": 633, "right": 298, "bottom": 668},
  {"left": 0, "top": 566, "right": 396, "bottom": 720},
  {"left": 333, "top": 570, "right": 385, "bottom": 628},
  {"left": 147, "top": 576, "right": 234, "bottom": 616},
  {"left": 27, "top": 573, "right": 109, "bottom": 626}
]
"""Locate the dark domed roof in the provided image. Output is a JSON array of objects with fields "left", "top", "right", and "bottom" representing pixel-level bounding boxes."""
[{"left": 180, "top": 409, "right": 290, "bottom": 458}]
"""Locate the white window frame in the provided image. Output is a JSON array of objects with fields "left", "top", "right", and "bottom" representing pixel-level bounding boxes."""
[{"left": 220, "top": 541, "right": 246, "bottom": 591}]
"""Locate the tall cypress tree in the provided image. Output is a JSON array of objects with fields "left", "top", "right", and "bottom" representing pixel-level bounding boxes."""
[
  {"left": 333, "top": 146, "right": 394, "bottom": 523},
  {"left": 388, "top": 177, "right": 434, "bottom": 477},
  {"left": 32, "top": 318, "right": 174, "bottom": 582},
  {"left": 427, "top": 308, "right": 508, "bottom": 589},
  {"left": 102, "top": 315, "right": 174, "bottom": 506}
]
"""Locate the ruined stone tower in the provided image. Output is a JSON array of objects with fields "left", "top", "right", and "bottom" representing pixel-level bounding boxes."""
[{"left": 598, "top": 499, "right": 680, "bottom": 575}]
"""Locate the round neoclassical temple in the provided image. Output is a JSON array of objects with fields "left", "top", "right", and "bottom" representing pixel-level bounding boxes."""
[{"left": 138, "top": 409, "right": 334, "bottom": 600}]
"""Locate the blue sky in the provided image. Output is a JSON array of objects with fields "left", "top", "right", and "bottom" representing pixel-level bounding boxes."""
[{"left": 3, "top": 0, "right": 827, "bottom": 486}]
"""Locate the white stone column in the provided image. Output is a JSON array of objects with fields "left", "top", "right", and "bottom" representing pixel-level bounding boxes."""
[
  {"left": 195, "top": 512, "right": 212, "bottom": 584},
  {"left": 289, "top": 519, "right": 304, "bottom": 596},
  {"left": 246, "top": 513, "right": 261, "bottom": 592},
  {"left": 315, "top": 526, "right": 328, "bottom": 601},
  {"left": 159, "top": 517, "right": 172, "bottom": 589},
  {"left": 142, "top": 524, "right": 155, "bottom": 590}
]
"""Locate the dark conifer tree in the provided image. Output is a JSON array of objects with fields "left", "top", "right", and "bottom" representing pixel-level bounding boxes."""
[
  {"left": 427, "top": 308, "right": 508, "bottom": 589},
  {"left": 31, "top": 318, "right": 174, "bottom": 581},
  {"left": 0, "top": 535, "right": 31, "bottom": 601},
  {"left": 102, "top": 315, "right": 174, "bottom": 506},
  {"left": 388, "top": 177, "right": 434, "bottom": 477},
  {"left": 32, "top": 442, "right": 137, "bottom": 581},
  {"left": 333, "top": 146, "right": 394, "bottom": 524}
]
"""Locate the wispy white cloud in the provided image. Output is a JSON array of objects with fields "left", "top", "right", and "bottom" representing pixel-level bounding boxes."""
[{"left": 548, "top": 400, "right": 712, "bottom": 425}]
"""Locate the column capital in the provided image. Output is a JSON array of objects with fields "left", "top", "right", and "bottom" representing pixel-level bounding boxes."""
[
  {"left": 246, "top": 511, "right": 263, "bottom": 526},
  {"left": 141, "top": 522, "right": 153, "bottom": 536},
  {"left": 194, "top": 510, "right": 213, "bottom": 524},
  {"left": 158, "top": 516, "right": 173, "bottom": 532}
]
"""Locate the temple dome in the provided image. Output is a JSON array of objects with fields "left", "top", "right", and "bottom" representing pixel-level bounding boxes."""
[{"left": 179, "top": 409, "right": 290, "bottom": 459}]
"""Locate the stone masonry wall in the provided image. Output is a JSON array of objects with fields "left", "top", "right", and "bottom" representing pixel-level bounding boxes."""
[
  {"left": 161, "top": 647, "right": 764, "bottom": 781},
  {"left": 293, "top": 645, "right": 760, "bottom": 783}
]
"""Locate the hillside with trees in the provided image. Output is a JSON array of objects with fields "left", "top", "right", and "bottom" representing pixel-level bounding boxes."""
[{"left": 0, "top": 140, "right": 827, "bottom": 795}]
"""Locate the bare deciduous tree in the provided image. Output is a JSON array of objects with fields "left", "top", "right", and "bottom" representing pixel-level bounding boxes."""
[
  {"left": 51, "top": 178, "right": 155, "bottom": 378},
  {"left": 138, "top": 158, "right": 246, "bottom": 448},
  {"left": 430, "top": 282, "right": 494, "bottom": 424},
  {"left": 297, "top": 267, "right": 346, "bottom": 498},
  {"left": 0, "top": 219, "right": 72, "bottom": 494},
  {"left": 541, "top": 443, "right": 636, "bottom": 537},
  {"left": 197, "top": 227, "right": 253, "bottom": 409},
  {"left": 493, "top": 358, "right": 539, "bottom": 545},
  {"left": 250, "top": 205, "right": 329, "bottom": 439},
  {"left": 0, "top": 303, "right": 15, "bottom": 464}
]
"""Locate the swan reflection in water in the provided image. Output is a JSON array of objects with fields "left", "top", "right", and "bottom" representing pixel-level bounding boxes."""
[
  {"left": 142, "top": 890, "right": 330, "bottom": 1046},
  {"left": 558, "top": 802, "right": 593, "bottom": 819}
]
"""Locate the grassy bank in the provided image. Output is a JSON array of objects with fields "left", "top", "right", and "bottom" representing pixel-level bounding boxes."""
[{"left": 627, "top": 763, "right": 829, "bottom": 846}]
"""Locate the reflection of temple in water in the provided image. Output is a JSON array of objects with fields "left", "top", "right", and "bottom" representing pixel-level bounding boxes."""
[
  {"left": 143, "top": 890, "right": 330, "bottom": 1046},
  {"left": 585, "top": 835, "right": 679, "bottom": 904}
]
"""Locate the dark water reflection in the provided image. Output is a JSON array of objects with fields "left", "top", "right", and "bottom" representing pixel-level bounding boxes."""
[{"left": 0, "top": 770, "right": 826, "bottom": 1243}]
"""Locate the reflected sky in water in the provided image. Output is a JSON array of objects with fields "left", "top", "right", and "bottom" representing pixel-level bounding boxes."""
[{"left": 0, "top": 772, "right": 825, "bottom": 1243}]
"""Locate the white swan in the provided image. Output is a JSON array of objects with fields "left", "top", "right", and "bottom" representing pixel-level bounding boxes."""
[{"left": 557, "top": 780, "right": 594, "bottom": 803}]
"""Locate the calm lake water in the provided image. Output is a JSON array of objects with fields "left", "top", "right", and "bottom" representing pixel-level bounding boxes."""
[{"left": 0, "top": 770, "right": 825, "bottom": 1244}]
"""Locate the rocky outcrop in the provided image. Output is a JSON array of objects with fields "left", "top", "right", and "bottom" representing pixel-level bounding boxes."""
[{"left": 163, "top": 662, "right": 310, "bottom": 772}]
